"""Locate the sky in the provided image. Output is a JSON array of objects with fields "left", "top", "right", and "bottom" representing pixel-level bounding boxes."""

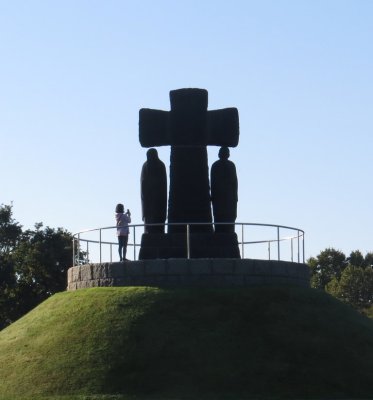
[{"left": 1, "top": 0, "right": 372, "bottom": 261}]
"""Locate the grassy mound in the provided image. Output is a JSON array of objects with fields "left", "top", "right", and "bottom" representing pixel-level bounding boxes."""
[{"left": 1, "top": 286, "right": 373, "bottom": 399}]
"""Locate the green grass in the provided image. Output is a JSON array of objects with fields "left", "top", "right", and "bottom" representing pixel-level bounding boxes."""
[{"left": 1, "top": 286, "right": 373, "bottom": 399}]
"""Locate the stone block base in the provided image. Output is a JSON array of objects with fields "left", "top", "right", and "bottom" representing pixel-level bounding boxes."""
[{"left": 67, "top": 259, "right": 310, "bottom": 290}]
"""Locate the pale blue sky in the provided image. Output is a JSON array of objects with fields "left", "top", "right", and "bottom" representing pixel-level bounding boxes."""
[{"left": 1, "top": 0, "right": 372, "bottom": 259}]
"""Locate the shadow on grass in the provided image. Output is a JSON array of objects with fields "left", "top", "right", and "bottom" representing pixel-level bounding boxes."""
[{"left": 102, "top": 286, "right": 373, "bottom": 399}]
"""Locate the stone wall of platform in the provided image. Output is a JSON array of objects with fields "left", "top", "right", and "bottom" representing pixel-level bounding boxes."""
[{"left": 67, "top": 258, "right": 310, "bottom": 290}]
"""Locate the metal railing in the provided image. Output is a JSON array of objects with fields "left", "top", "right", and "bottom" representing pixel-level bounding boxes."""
[{"left": 72, "top": 222, "right": 305, "bottom": 266}]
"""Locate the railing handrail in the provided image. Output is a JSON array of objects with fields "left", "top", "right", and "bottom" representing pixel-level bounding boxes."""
[
  {"left": 73, "top": 221, "right": 305, "bottom": 238},
  {"left": 72, "top": 222, "right": 305, "bottom": 266},
  {"left": 73, "top": 235, "right": 304, "bottom": 247}
]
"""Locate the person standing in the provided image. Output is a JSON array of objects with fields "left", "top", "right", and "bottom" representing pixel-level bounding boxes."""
[{"left": 115, "top": 203, "right": 131, "bottom": 261}]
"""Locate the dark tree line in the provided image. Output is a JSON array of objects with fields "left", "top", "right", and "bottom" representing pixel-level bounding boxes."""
[
  {"left": 308, "top": 248, "right": 373, "bottom": 309},
  {"left": 0, "top": 204, "right": 73, "bottom": 329}
]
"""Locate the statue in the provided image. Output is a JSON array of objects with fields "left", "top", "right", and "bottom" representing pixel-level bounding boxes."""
[
  {"left": 211, "top": 146, "right": 238, "bottom": 233},
  {"left": 139, "top": 88, "right": 239, "bottom": 234},
  {"left": 138, "top": 88, "right": 240, "bottom": 259},
  {"left": 141, "top": 148, "right": 167, "bottom": 233}
]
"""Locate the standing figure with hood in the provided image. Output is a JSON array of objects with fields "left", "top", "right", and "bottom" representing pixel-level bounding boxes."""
[
  {"left": 141, "top": 148, "right": 167, "bottom": 233},
  {"left": 211, "top": 146, "right": 238, "bottom": 233}
]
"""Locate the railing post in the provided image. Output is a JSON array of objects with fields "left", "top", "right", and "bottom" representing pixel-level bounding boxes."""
[
  {"left": 297, "top": 230, "right": 300, "bottom": 263},
  {"left": 291, "top": 238, "right": 294, "bottom": 262},
  {"left": 277, "top": 226, "right": 280, "bottom": 261},
  {"left": 110, "top": 243, "right": 112, "bottom": 263},
  {"left": 302, "top": 232, "right": 305, "bottom": 263},
  {"left": 86, "top": 241, "right": 89, "bottom": 264},
  {"left": 241, "top": 224, "right": 244, "bottom": 258},
  {"left": 186, "top": 224, "right": 190, "bottom": 259},
  {"left": 99, "top": 229, "right": 102, "bottom": 264},
  {"left": 133, "top": 226, "right": 136, "bottom": 261},
  {"left": 72, "top": 237, "right": 75, "bottom": 266},
  {"left": 268, "top": 241, "right": 271, "bottom": 260},
  {"left": 77, "top": 233, "right": 80, "bottom": 265}
]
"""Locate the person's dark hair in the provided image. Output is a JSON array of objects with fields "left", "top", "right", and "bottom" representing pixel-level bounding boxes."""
[{"left": 116, "top": 203, "right": 124, "bottom": 213}]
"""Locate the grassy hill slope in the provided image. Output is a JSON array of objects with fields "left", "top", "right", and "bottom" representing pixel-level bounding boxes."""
[{"left": 1, "top": 286, "right": 373, "bottom": 399}]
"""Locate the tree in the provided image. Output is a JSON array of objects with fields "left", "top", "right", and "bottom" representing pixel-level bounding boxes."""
[
  {"left": 326, "top": 266, "right": 373, "bottom": 309},
  {"left": 0, "top": 204, "right": 73, "bottom": 329},
  {"left": 0, "top": 204, "right": 22, "bottom": 255},
  {"left": 308, "top": 248, "right": 347, "bottom": 290},
  {"left": 11, "top": 223, "right": 73, "bottom": 318},
  {"left": 310, "top": 247, "right": 373, "bottom": 310},
  {"left": 0, "top": 204, "right": 22, "bottom": 329},
  {"left": 364, "top": 252, "right": 373, "bottom": 268},
  {"left": 348, "top": 250, "right": 364, "bottom": 268}
]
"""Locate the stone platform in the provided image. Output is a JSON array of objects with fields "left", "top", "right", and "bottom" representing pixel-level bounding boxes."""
[{"left": 67, "top": 259, "right": 310, "bottom": 290}]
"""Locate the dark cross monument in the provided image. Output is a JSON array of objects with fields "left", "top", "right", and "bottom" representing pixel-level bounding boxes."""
[{"left": 138, "top": 88, "right": 240, "bottom": 259}]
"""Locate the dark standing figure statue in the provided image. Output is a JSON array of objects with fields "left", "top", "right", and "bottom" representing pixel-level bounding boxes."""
[
  {"left": 211, "top": 147, "right": 238, "bottom": 233},
  {"left": 141, "top": 148, "right": 167, "bottom": 233}
]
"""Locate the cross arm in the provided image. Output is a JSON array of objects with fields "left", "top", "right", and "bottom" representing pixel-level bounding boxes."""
[
  {"left": 139, "top": 109, "right": 169, "bottom": 147},
  {"left": 207, "top": 108, "right": 239, "bottom": 147}
]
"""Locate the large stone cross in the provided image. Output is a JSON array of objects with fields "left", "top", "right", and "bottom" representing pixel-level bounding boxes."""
[{"left": 139, "top": 88, "right": 239, "bottom": 233}]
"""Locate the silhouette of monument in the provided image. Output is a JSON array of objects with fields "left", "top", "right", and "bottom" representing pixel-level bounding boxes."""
[
  {"left": 138, "top": 88, "right": 240, "bottom": 259},
  {"left": 141, "top": 148, "right": 167, "bottom": 233},
  {"left": 211, "top": 146, "right": 238, "bottom": 233}
]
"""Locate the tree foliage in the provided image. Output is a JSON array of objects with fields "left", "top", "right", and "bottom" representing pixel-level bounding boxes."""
[
  {"left": 309, "top": 247, "right": 373, "bottom": 310},
  {"left": 0, "top": 204, "right": 22, "bottom": 255},
  {"left": 0, "top": 204, "right": 73, "bottom": 329},
  {"left": 0, "top": 204, "right": 22, "bottom": 328},
  {"left": 308, "top": 248, "right": 347, "bottom": 290}
]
